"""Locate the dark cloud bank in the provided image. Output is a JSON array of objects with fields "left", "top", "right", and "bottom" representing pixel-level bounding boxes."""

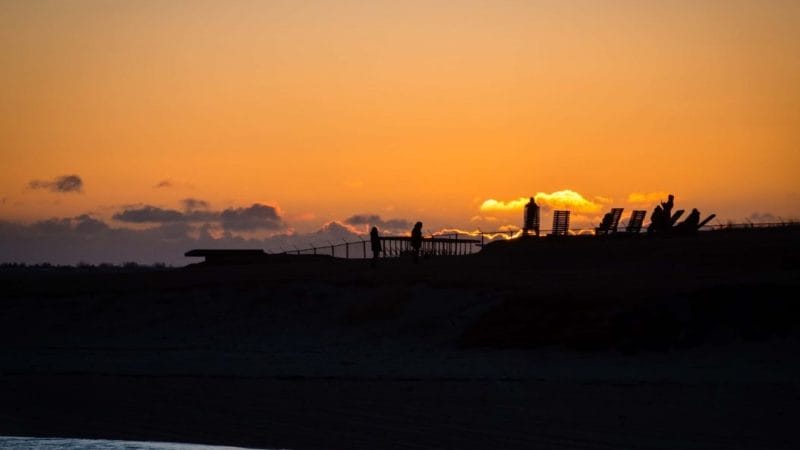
[
  {"left": 0, "top": 207, "right": 412, "bottom": 266},
  {"left": 112, "top": 203, "right": 284, "bottom": 231},
  {"left": 28, "top": 175, "right": 83, "bottom": 193}
]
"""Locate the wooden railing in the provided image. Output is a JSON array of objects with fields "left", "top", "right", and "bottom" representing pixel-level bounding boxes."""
[{"left": 281, "top": 234, "right": 481, "bottom": 259}]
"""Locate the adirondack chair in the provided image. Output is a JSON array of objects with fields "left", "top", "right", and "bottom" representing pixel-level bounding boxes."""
[
  {"left": 669, "top": 210, "right": 685, "bottom": 226},
  {"left": 595, "top": 208, "right": 624, "bottom": 235},
  {"left": 624, "top": 210, "right": 647, "bottom": 234},
  {"left": 549, "top": 210, "right": 570, "bottom": 236},
  {"left": 698, "top": 214, "right": 716, "bottom": 229},
  {"left": 674, "top": 210, "right": 717, "bottom": 235}
]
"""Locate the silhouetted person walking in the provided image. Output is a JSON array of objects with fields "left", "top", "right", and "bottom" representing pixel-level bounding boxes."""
[
  {"left": 370, "top": 226, "right": 381, "bottom": 268},
  {"left": 410, "top": 221, "right": 423, "bottom": 263}
]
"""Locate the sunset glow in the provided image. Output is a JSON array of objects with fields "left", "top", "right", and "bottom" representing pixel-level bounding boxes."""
[{"left": 1, "top": 1, "right": 799, "bottom": 263}]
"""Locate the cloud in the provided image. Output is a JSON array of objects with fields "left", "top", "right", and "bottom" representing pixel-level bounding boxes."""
[
  {"left": 628, "top": 191, "right": 669, "bottom": 204},
  {"left": 480, "top": 190, "right": 604, "bottom": 214},
  {"left": 154, "top": 179, "right": 195, "bottom": 189},
  {"left": 181, "top": 198, "right": 209, "bottom": 210},
  {"left": 470, "top": 215, "right": 498, "bottom": 223},
  {"left": 113, "top": 206, "right": 186, "bottom": 223},
  {"left": 112, "top": 202, "right": 285, "bottom": 231},
  {"left": 314, "top": 221, "right": 361, "bottom": 239},
  {"left": 534, "top": 190, "right": 603, "bottom": 213},
  {"left": 479, "top": 198, "right": 529, "bottom": 212},
  {"left": 28, "top": 175, "right": 83, "bottom": 193},
  {"left": 29, "top": 218, "right": 73, "bottom": 234},
  {"left": 220, "top": 204, "right": 284, "bottom": 231},
  {"left": 343, "top": 214, "right": 411, "bottom": 232},
  {"left": 594, "top": 195, "right": 613, "bottom": 204},
  {"left": 73, "top": 214, "right": 110, "bottom": 234}
]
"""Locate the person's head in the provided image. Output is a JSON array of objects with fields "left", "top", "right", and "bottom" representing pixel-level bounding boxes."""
[
  {"left": 370, "top": 226, "right": 378, "bottom": 235},
  {"left": 414, "top": 221, "right": 422, "bottom": 229}
]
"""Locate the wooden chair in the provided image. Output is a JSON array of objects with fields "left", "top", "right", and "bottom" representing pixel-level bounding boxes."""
[
  {"left": 624, "top": 210, "right": 647, "bottom": 234},
  {"left": 595, "top": 208, "right": 624, "bottom": 235},
  {"left": 549, "top": 210, "right": 570, "bottom": 236}
]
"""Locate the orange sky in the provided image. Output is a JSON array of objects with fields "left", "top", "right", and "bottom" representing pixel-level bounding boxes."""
[{"left": 1, "top": 0, "right": 799, "bottom": 234}]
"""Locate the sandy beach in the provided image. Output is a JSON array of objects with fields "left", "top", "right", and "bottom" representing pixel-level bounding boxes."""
[{"left": 2, "top": 229, "right": 799, "bottom": 449}]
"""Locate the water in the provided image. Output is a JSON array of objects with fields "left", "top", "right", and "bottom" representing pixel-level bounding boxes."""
[{"left": 0, "top": 437, "right": 285, "bottom": 450}]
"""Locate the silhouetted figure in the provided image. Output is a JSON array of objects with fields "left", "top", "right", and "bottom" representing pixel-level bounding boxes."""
[
  {"left": 647, "top": 205, "right": 664, "bottom": 234},
  {"left": 523, "top": 197, "right": 540, "bottom": 236},
  {"left": 410, "top": 221, "right": 423, "bottom": 263},
  {"left": 370, "top": 226, "right": 381, "bottom": 268},
  {"left": 648, "top": 194, "right": 678, "bottom": 234},
  {"left": 600, "top": 212, "right": 613, "bottom": 228},
  {"left": 661, "top": 194, "right": 675, "bottom": 221}
]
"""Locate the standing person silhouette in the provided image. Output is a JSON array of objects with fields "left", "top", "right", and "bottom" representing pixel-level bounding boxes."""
[
  {"left": 661, "top": 194, "right": 675, "bottom": 225},
  {"left": 369, "top": 226, "right": 381, "bottom": 268},
  {"left": 410, "top": 221, "right": 423, "bottom": 263},
  {"left": 523, "top": 197, "right": 540, "bottom": 236}
]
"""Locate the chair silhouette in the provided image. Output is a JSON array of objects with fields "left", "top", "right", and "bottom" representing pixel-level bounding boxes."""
[
  {"left": 625, "top": 210, "right": 647, "bottom": 234},
  {"left": 698, "top": 214, "right": 716, "bottom": 229},
  {"left": 669, "top": 210, "right": 685, "bottom": 226},
  {"left": 549, "top": 210, "right": 570, "bottom": 236},
  {"left": 595, "top": 208, "right": 624, "bottom": 235}
]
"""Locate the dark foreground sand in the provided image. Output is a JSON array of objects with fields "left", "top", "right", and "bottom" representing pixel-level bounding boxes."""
[{"left": 2, "top": 228, "right": 799, "bottom": 449}]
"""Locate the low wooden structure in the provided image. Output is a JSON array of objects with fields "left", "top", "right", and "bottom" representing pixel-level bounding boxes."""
[{"left": 184, "top": 249, "right": 269, "bottom": 265}]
